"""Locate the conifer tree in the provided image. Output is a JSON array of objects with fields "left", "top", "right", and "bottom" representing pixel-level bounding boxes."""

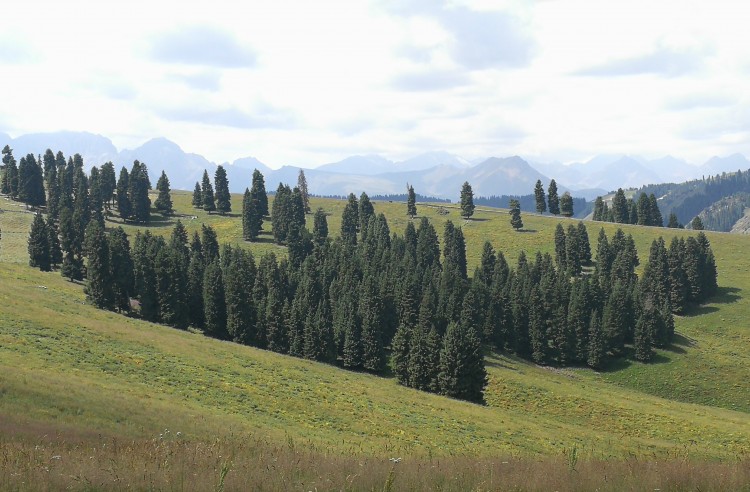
[
  {"left": 108, "top": 227, "right": 133, "bottom": 312},
  {"left": 271, "top": 183, "right": 292, "bottom": 244},
  {"left": 341, "top": 298, "right": 362, "bottom": 368},
  {"left": 577, "top": 221, "right": 592, "bottom": 264},
  {"left": 593, "top": 196, "right": 604, "bottom": 221},
  {"left": 509, "top": 198, "right": 523, "bottom": 230},
  {"left": 187, "top": 250, "right": 205, "bottom": 327},
  {"left": 88, "top": 166, "right": 104, "bottom": 227},
  {"left": 84, "top": 221, "right": 114, "bottom": 310},
  {"left": 192, "top": 181, "right": 202, "bottom": 208},
  {"left": 28, "top": 213, "right": 51, "bottom": 271},
  {"left": 129, "top": 161, "right": 151, "bottom": 223},
  {"left": 313, "top": 207, "right": 329, "bottom": 246},
  {"left": 46, "top": 216, "right": 62, "bottom": 269},
  {"left": 132, "top": 231, "right": 160, "bottom": 321},
  {"left": 611, "top": 189, "right": 629, "bottom": 223},
  {"left": 438, "top": 321, "right": 487, "bottom": 403},
  {"left": 667, "top": 212, "right": 680, "bottom": 228},
  {"left": 201, "top": 170, "right": 216, "bottom": 213},
  {"left": 1, "top": 146, "right": 16, "bottom": 196},
  {"left": 565, "top": 224, "right": 582, "bottom": 276},
  {"left": 18, "top": 154, "right": 46, "bottom": 207},
  {"left": 242, "top": 187, "right": 263, "bottom": 241},
  {"left": 116, "top": 167, "right": 132, "bottom": 220},
  {"left": 100, "top": 162, "right": 117, "bottom": 210},
  {"left": 214, "top": 165, "right": 231, "bottom": 215},
  {"left": 554, "top": 223, "right": 567, "bottom": 271},
  {"left": 154, "top": 171, "right": 173, "bottom": 215},
  {"left": 59, "top": 206, "right": 83, "bottom": 281},
  {"left": 297, "top": 169, "right": 310, "bottom": 213},
  {"left": 156, "top": 245, "right": 189, "bottom": 328},
  {"left": 587, "top": 309, "right": 605, "bottom": 369},
  {"left": 251, "top": 169, "right": 269, "bottom": 217},
  {"left": 203, "top": 260, "right": 227, "bottom": 339},
  {"left": 634, "top": 310, "right": 655, "bottom": 362},
  {"left": 46, "top": 161, "right": 60, "bottom": 219},
  {"left": 201, "top": 224, "right": 220, "bottom": 266},
  {"left": 407, "top": 184, "right": 417, "bottom": 218},
  {"left": 460, "top": 181, "right": 475, "bottom": 219},
  {"left": 341, "top": 193, "right": 359, "bottom": 245},
  {"left": 559, "top": 192, "right": 574, "bottom": 217},
  {"left": 359, "top": 192, "right": 375, "bottom": 239},
  {"left": 224, "top": 249, "right": 256, "bottom": 344},
  {"left": 359, "top": 277, "right": 385, "bottom": 372},
  {"left": 391, "top": 323, "right": 411, "bottom": 385},
  {"left": 534, "top": 179, "right": 546, "bottom": 213},
  {"left": 547, "top": 180, "right": 560, "bottom": 215},
  {"left": 407, "top": 323, "right": 432, "bottom": 390},
  {"left": 691, "top": 216, "right": 704, "bottom": 230}
]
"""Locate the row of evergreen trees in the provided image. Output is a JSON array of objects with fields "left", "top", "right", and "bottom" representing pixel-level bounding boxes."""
[
  {"left": 192, "top": 167, "right": 232, "bottom": 215},
  {"left": 592, "top": 189, "right": 663, "bottom": 226},
  {"left": 534, "top": 179, "right": 575, "bottom": 217}
]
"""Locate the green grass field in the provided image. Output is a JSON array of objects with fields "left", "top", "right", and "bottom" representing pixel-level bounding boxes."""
[{"left": 1, "top": 191, "right": 749, "bottom": 490}]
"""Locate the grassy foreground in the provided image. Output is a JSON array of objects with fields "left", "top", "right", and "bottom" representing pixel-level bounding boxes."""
[{"left": 1, "top": 191, "right": 750, "bottom": 490}]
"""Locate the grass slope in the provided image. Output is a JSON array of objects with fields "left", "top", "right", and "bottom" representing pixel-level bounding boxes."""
[{"left": 1, "top": 191, "right": 750, "bottom": 488}]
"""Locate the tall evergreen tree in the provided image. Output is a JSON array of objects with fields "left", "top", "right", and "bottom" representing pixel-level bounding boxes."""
[
  {"left": 28, "top": 213, "right": 51, "bottom": 271},
  {"left": 192, "top": 181, "right": 202, "bottom": 207},
  {"left": 84, "top": 221, "right": 114, "bottom": 310},
  {"left": 88, "top": 166, "right": 104, "bottom": 226},
  {"left": 1, "top": 146, "right": 17, "bottom": 196},
  {"left": 116, "top": 167, "right": 132, "bottom": 220},
  {"left": 108, "top": 227, "right": 133, "bottom": 313},
  {"left": 554, "top": 223, "right": 567, "bottom": 271},
  {"left": 648, "top": 194, "right": 663, "bottom": 227},
  {"left": 224, "top": 249, "right": 256, "bottom": 344},
  {"left": 341, "top": 193, "right": 359, "bottom": 245},
  {"left": 313, "top": 207, "right": 329, "bottom": 246},
  {"left": 691, "top": 216, "right": 704, "bottom": 230},
  {"left": 242, "top": 187, "right": 263, "bottom": 241},
  {"left": 251, "top": 169, "right": 269, "bottom": 217},
  {"left": 391, "top": 323, "right": 411, "bottom": 385},
  {"left": 611, "top": 189, "right": 629, "bottom": 223},
  {"left": 460, "top": 181, "right": 475, "bottom": 219},
  {"left": 359, "top": 277, "right": 385, "bottom": 372},
  {"left": 297, "top": 169, "right": 310, "bottom": 213},
  {"left": 547, "top": 180, "right": 560, "bottom": 215},
  {"left": 46, "top": 216, "right": 62, "bottom": 269},
  {"left": 592, "top": 196, "right": 604, "bottom": 221},
  {"left": 18, "top": 154, "right": 46, "bottom": 206},
  {"left": 214, "top": 165, "right": 231, "bottom": 215},
  {"left": 99, "top": 161, "right": 117, "bottom": 210},
  {"left": 203, "top": 260, "right": 227, "bottom": 339},
  {"left": 587, "top": 309, "right": 605, "bottom": 369},
  {"left": 667, "top": 212, "right": 681, "bottom": 228},
  {"left": 438, "top": 321, "right": 487, "bottom": 403},
  {"left": 534, "top": 179, "right": 546, "bottom": 213},
  {"left": 201, "top": 170, "right": 216, "bottom": 212},
  {"left": 128, "top": 161, "right": 151, "bottom": 223},
  {"left": 407, "top": 184, "right": 417, "bottom": 218},
  {"left": 634, "top": 309, "right": 655, "bottom": 362},
  {"left": 154, "top": 171, "right": 173, "bottom": 215},
  {"left": 359, "top": 192, "right": 375, "bottom": 239}
]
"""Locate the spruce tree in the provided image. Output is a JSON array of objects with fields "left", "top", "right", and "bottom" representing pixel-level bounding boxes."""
[
  {"left": 359, "top": 277, "right": 385, "bottom": 372},
  {"left": 225, "top": 249, "right": 256, "bottom": 343},
  {"left": 554, "top": 223, "right": 567, "bottom": 271},
  {"left": 201, "top": 224, "right": 220, "bottom": 266},
  {"left": 509, "top": 198, "right": 523, "bottom": 230},
  {"left": 560, "top": 192, "right": 574, "bottom": 217},
  {"left": 577, "top": 221, "right": 592, "bottom": 264},
  {"left": 1, "top": 146, "right": 16, "bottom": 196},
  {"left": 359, "top": 192, "right": 375, "bottom": 239},
  {"left": 547, "top": 179, "right": 560, "bottom": 215},
  {"left": 99, "top": 162, "right": 117, "bottom": 210},
  {"left": 341, "top": 193, "right": 359, "bottom": 245},
  {"left": 132, "top": 231, "right": 160, "bottom": 321},
  {"left": 634, "top": 310, "right": 655, "bottom": 362},
  {"left": 88, "top": 166, "right": 104, "bottom": 226},
  {"left": 154, "top": 171, "right": 173, "bottom": 215},
  {"left": 18, "top": 154, "right": 46, "bottom": 207},
  {"left": 587, "top": 309, "right": 605, "bottom": 369},
  {"left": 438, "top": 321, "right": 487, "bottom": 403},
  {"left": 214, "top": 165, "right": 231, "bottom": 214},
  {"left": 28, "top": 213, "right": 51, "bottom": 271},
  {"left": 84, "top": 221, "right": 114, "bottom": 310},
  {"left": 313, "top": 207, "right": 329, "bottom": 246},
  {"left": 667, "top": 212, "right": 680, "bottom": 228},
  {"left": 407, "top": 323, "right": 432, "bottom": 390},
  {"left": 203, "top": 260, "right": 227, "bottom": 339},
  {"left": 534, "top": 179, "right": 546, "bottom": 213},
  {"left": 242, "top": 187, "right": 263, "bottom": 241},
  {"left": 129, "top": 161, "right": 151, "bottom": 223},
  {"left": 592, "top": 196, "right": 604, "bottom": 221},
  {"left": 46, "top": 216, "right": 62, "bottom": 269},
  {"left": 460, "top": 181, "right": 475, "bottom": 219},
  {"left": 691, "top": 216, "right": 704, "bottom": 230},
  {"left": 187, "top": 250, "right": 205, "bottom": 328},
  {"left": 108, "top": 227, "right": 133, "bottom": 313},
  {"left": 391, "top": 323, "right": 411, "bottom": 385},
  {"left": 192, "top": 181, "right": 202, "bottom": 207},
  {"left": 251, "top": 169, "right": 269, "bottom": 217},
  {"left": 156, "top": 245, "right": 189, "bottom": 328},
  {"left": 201, "top": 170, "right": 216, "bottom": 212},
  {"left": 565, "top": 224, "right": 582, "bottom": 276},
  {"left": 407, "top": 184, "right": 417, "bottom": 218},
  {"left": 297, "top": 169, "right": 310, "bottom": 213},
  {"left": 116, "top": 167, "right": 132, "bottom": 220},
  {"left": 611, "top": 189, "right": 629, "bottom": 223}
]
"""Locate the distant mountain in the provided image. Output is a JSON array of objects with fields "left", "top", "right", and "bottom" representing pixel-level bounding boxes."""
[
  {"left": 116, "top": 138, "right": 214, "bottom": 191},
  {"left": 316, "top": 155, "right": 394, "bottom": 175},
  {"left": 396, "top": 151, "right": 471, "bottom": 172},
  {"left": 702, "top": 154, "right": 750, "bottom": 176},
  {"left": 8, "top": 131, "right": 118, "bottom": 165}
]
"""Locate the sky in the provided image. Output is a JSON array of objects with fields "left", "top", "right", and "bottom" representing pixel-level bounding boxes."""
[{"left": 1, "top": 0, "right": 748, "bottom": 168}]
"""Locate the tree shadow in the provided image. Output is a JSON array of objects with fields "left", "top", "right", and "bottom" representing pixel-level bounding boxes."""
[
  {"left": 517, "top": 229, "right": 538, "bottom": 233},
  {"left": 467, "top": 217, "right": 491, "bottom": 222},
  {"left": 681, "top": 287, "right": 741, "bottom": 317},
  {"left": 245, "top": 235, "right": 277, "bottom": 245},
  {"left": 483, "top": 350, "right": 522, "bottom": 371}
]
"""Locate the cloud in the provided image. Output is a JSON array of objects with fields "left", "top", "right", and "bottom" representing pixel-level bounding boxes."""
[
  {"left": 664, "top": 93, "right": 735, "bottom": 111},
  {"left": 385, "top": 2, "right": 535, "bottom": 70},
  {"left": 155, "top": 104, "right": 295, "bottom": 130},
  {"left": 575, "top": 45, "right": 708, "bottom": 77},
  {"left": 391, "top": 69, "right": 469, "bottom": 91},
  {"left": 149, "top": 26, "right": 257, "bottom": 68},
  {"left": 0, "top": 35, "right": 38, "bottom": 64},
  {"left": 440, "top": 7, "right": 535, "bottom": 70},
  {"left": 168, "top": 71, "right": 222, "bottom": 92}
]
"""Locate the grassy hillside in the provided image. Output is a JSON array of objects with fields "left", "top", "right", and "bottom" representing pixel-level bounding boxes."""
[{"left": 1, "top": 191, "right": 750, "bottom": 489}]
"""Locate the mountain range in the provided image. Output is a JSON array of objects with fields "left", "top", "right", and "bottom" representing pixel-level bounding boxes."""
[{"left": 2, "top": 131, "right": 748, "bottom": 201}]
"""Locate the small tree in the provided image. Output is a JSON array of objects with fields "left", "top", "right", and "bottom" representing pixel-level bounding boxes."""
[
  {"left": 547, "top": 179, "right": 560, "bottom": 215},
  {"left": 509, "top": 199, "right": 523, "bottom": 231},
  {"left": 192, "top": 182, "right": 202, "bottom": 208},
  {"left": 691, "top": 216, "right": 704, "bottom": 230},
  {"left": 560, "top": 192, "right": 574, "bottom": 217},
  {"left": 251, "top": 169, "right": 269, "bottom": 217},
  {"left": 534, "top": 179, "right": 546, "bottom": 214},
  {"left": 407, "top": 184, "right": 417, "bottom": 218},
  {"left": 460, "top": 181, "right": 475, "bottom": 219},
  {"left": 154, "top": 171, "right": 173, "bottom": 215}
]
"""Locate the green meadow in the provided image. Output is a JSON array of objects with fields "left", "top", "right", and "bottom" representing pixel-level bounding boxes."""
[{"left": 1, "top": 190, "right": 749, "bottom": 490}]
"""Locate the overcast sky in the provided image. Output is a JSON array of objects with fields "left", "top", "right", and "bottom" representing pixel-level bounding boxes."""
[{"left": 1, "top": 0, "right": 748, "bottom": 168}]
